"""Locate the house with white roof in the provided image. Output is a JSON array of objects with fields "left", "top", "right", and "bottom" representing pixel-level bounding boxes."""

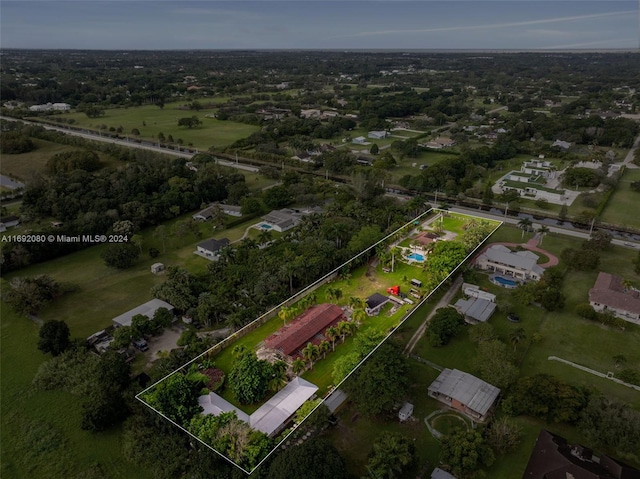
[
  {"left": 474, "top": 244, "right": 544, "bottom": 280},
  {"left": 112, "top": 299, "right": 174, "bottom": 328},
  {"left": 198, "top": 377, "right": 318, "bottom": 437}
]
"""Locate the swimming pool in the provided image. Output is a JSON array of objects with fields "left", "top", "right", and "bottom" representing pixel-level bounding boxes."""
[
  {"left": 407, "top": 253, "right": 424, "bottom": 262},
  {"left": 259, "top": 223, "right": 272, "bottom": 230},
  {"left": 492, "top": 275, "right": 518, "bottom": 288}
]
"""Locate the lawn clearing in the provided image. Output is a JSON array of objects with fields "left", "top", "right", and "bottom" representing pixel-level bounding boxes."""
[
  {"left": 0, "top": 138, "right": 120, "bottom": 181},
  {"left": 600, "top": 168, "right": 640, "bottom": 229},
  {"left": 49, "top": 102, "right": 260, "bottom": 150},
  {"left": 0, "top": 301, "right": 152, "bottom": 479}
]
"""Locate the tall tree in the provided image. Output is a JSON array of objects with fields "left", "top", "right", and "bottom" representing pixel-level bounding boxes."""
[
  {"left": 37, "top": 320, "right": 71, "bottom": 356},
  {"left": 366, "top": 432, "right": 414, "bottom": 479}
]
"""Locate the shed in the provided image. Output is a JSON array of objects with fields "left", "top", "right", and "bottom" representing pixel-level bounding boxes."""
[
  {"left": 398, "top": 402, "right": 414, "bottom": 421},
  {"left": 410, "top": 278, "right": 422, "bottom": 288},
  {"left": 151, "top": 263, "right": 165, "bottom": 274}
]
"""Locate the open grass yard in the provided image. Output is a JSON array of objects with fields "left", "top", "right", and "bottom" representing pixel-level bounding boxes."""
[
  {"left": 0, "top": 302, "right": 152, "bottom": 479},
  {"left": 391, "top": 150, "right": 457, "bottom": 181},
  {"left": 2, "top": 214, "right": 261, "bottom": 338},
  {"left": 600, "top": 168, "right": 640, "bottom": 228},
  {"left": 58, "top": 103, "right": 259, "bottom": 150},
  {"left": 322, "top": 358, "right": 444, "bottom": 478},
  {"left": 0, "top": 138, "right": 120, "bottom": 182}
]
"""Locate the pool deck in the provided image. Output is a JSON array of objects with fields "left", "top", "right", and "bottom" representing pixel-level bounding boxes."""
[{"left": 474, "top": 235, "right": 559, "bottom": 268}]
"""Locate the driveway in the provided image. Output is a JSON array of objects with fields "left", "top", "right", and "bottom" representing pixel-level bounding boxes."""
[{"left": 146, "top": 325, "right": 184, "bottom": 364}]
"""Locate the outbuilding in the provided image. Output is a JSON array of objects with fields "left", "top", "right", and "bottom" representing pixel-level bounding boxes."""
[
  {"left": 151, "top": 263, "right": 165, "bottom": 274},
  {"left": 398, "top": 402, "right": 414, "bottom": 421}
]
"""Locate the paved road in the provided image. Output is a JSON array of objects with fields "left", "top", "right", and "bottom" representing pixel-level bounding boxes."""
[
  {"left": 620, "top": 132, "right": 640, "bottom": 168},
  {"left": 447, "top": 205, "right": 638, "bottom": 249},
  {"left": 0, "top": 115, "right": 259, "bottom": 173}
]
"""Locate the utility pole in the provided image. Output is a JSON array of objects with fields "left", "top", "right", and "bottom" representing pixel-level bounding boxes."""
[{"left": 589, "top": 217, "right": 596, "bottom": 236}]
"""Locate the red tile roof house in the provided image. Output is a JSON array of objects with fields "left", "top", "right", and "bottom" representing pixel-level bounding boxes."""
[
  {"left": 589, "top": 272, "right": 640, "bottom": 325},
  {"left": 262, "top": 304, "right": 346, "bottom": 359}
]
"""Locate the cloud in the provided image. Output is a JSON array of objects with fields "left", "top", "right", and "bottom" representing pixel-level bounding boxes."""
[{"left": 348, "top": 10, "right": 637, "bottom": 37}]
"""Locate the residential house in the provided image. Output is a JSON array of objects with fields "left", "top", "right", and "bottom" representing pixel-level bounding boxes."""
[
  {"left": 196, "top": 237, "right": 230, "bottom": 259},
  {"left": 262, "top": 304, "right": 346, "bottom": 359},
  {"left": 352, "top": 136, "right": 367, "bottom": 145},
  {"left": 193, "top": 204, "right": 242, "bottom": 221},
  {"left": 365, "top": 293, "right": 390, "bottom": 316},
  {"left": 552, "top": 139, "right": 572, "bottom": 150},
  {"left": 261, "top": 209, "right": 303, "bottom": 232},
  {"left": 112, "top": 299, "right": 175, "bottom": 328},
  {"left": 475, "top": 245, "right": 544, "bottom": 281},
  {"left": 300, "top": 109, "right": 321, "bottom": 119},
  {"left": 589, "top": 272, "right": 640, "bottom": 325},
  {"left": 368, "top": 130, "right": 388, "bottom": 139},
  {"left": 0, "top": 215, "right": 20, "bottom": 232},
  {"left": 522, "top": 159, "right": 556, "bottom": 179},
  {"left": 199, "top": 377, "right": 318, "bottom": 437},
  {"left": 52, "top": 103, "right": 71, "bottom": 111},
  {"left": 523, "top": 430, "right": 639, "bottom": 479},
  {"left": 431, "top": 468, "right": 457, "bottom": 479},
  {"left": 427, "top": 368, "right": 500, "bottom": 422},
  {"left": 453, "top": 298, "right": 496, "bottom": 323},
  {"left": 462, "top": 283, "right": 496, "bottom": 302}
]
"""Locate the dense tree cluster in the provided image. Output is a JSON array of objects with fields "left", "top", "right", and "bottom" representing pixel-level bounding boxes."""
[
  {"left": 342, "top": 342, "right": 408, "bottom": 416},
  {"left": 4, "top": 274, "right": 70, "bottom": 315},
  {"left": 268, "top": 440, "right": 348, "bottom": 479},
  {"left": 503, "top": 373, "right": 590, "bottom": 423},
  {"left": 0, "top": 130, "right": 35, "bottom": 153},
  {"left": 425, "top": 307, "right": 465, "bottom": 347},
  {"left": 37, "top": 320, "right": 71, "bottom": 356}
]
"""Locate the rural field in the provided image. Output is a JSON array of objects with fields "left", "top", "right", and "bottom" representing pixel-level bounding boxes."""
[
  {"left": 45, "top": 102, "right": 260, "bottom": 150},
  {"left": 600, "top": 167, "right": 640, "bottom": 229},
  {"left": 0, "top": 138, "right": 119, "bottom": 181}
]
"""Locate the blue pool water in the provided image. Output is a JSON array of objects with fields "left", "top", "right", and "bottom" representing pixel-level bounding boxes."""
[
  {"left": 493, "top": 276, "right": 517, "bottom": 287},
  {"left": 259, "top": 223, "right": 272, "bottom": 230},
  {"left": 407, "top": 253, "right": 424, "bottom": 262}
]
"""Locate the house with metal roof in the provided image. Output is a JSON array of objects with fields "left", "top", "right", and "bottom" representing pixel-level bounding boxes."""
[
  {"left": 112, "top": 298, "right": 174, "bottom": 328},
  {"left": 261, "top": 209, "right": 302, "bottom": 232},
  {"left": 366, "top": 293, "right": 390, "bottom": 316},
  {"left": 263, "top": 304, "right": 345, "bottom": 358},
  {"left": 198, "top": 377, "right": 318, "bottom": 437},
  {"left": 475, "top": 244, "right": 544, "bottom": 281},
  {"left": 427, "top": 369, "right": 500, "bottom": 422},
  {"left": 453, "top": 298, "right": 496, "bottom": 323}
]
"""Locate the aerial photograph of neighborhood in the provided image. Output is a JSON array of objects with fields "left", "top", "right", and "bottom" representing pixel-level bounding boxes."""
[{"left": 1, "top": 1, "right": 639, "bottom": 478}]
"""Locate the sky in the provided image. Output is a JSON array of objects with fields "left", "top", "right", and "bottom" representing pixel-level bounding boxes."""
[{"left": 1, "top": 0, "right": 638, "bottom": 50}]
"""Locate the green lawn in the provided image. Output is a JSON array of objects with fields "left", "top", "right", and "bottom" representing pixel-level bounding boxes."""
[
  {"left": 47, "top": 102, "right": 260, "bottom": 150},
  {"left": 0, "top": 302, "right": 152, "bottom": 479},
  {"left": 0, "top": 138, "right": 120, "bottom": 182},
  {"left": 2, "top": 214, "right": 263, "bottom": 338},
  {"left": 600, "top": 168, "right": 640, "bottom": 229}
]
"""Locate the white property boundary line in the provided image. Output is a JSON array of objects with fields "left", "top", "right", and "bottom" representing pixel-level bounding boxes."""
[{"left": 135, "top": 208, "right": 502, "bottom": 474}]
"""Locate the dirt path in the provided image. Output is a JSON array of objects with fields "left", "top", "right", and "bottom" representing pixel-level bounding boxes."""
[{"left": 403, "top": 275, "right": 464, "bottom": 355}]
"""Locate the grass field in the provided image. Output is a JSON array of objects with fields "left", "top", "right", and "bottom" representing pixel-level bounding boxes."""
[
  {"left": 50, "top": 102, "right": 260, "bottom": 150},
  {"left": 599, "top": 167, "right": 640, "bottom": 228},
  {"left": 0, "top": 138, "right": 120, "bottom": 181},
  {"left": 0, "top": 302, "right": 153, "bottom": 479},
  {"left": 2, "top": 214, "right": 265, "bottom": 338}
]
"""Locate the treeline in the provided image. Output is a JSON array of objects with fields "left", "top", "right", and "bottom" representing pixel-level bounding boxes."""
[
  {"left": 0, "top": 145, "right": 247, "bottom": 273},
  {"left": 151, "top": 194, "right": 415, "bottom": 331}
]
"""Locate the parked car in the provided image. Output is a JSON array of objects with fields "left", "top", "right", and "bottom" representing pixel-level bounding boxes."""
[{"left": 133, "top": 339, "right": 149, "bottom": 351}]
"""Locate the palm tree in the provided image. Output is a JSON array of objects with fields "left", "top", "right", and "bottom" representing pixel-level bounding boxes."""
[
  {"left": 325, "top": 326, "right": 339, "bottom": 351},
  {"left": 269, "top": 360, "right": 288, "bottom": 392},
  {"left": 319, "top": 340, "right": 331, "bottom": 359},
  {"left": 292, "top": 357, "right": 306, "bottom": 376},
  {"left": 351, "top": 308, "right": 367, "bottom": 325},
  {"left": 349, "top": 296, "right": 367, "bottom": 311},
  {"left": 232, "top": 344, "right": 248, "bottom": 358},
  {"left": 509, "top": 327, "right": 526, "bottom": 352},
  {"left": 257, "top": 229, "right": 273, "bottom": 246},
  {"left": 302, "top": 342, "right": 320, "bottom": 370},
  {"left": 278, "top": 307, "right": 295, "bottom": 326},
  {"left": 326, "top": 286, "right": 343, "bottom": 304},
  {"left": 537, "top": 225, "right": 550, "bottom": 245},
  {"left": 518, "top": 218, "right": 533, "bottom": 240},
  {"left": 338, "top": 321, "right": 351, "bottom": 343}
]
